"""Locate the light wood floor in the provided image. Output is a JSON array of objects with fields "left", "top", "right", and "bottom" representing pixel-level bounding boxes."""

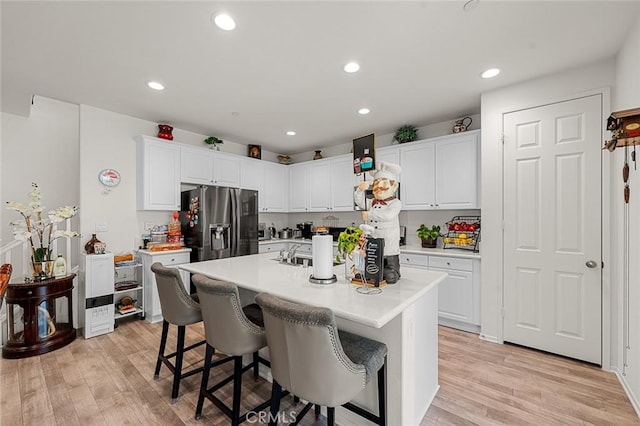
[{"left": 1, "top": 319, "right": 638, "bottom": 425}]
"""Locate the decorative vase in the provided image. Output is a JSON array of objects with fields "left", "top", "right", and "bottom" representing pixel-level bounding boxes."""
[
  {"left": 313, "top": 150, "right": 323, "bottom": 160},
  {"left": 30, "top": 261, "right": 55, "bottom": 280},
  {"left": 84, "top": 234, "right": 103, "bottom": 254},
  {"left": 157, "top": 124, "right": 174, "bottom": 140},
  {"left": 344, "top": 253, "right": 355, "bottom": 281}
]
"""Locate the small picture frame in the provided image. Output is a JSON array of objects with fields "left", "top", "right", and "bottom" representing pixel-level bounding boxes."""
[{"left": 248, "top": 144, "right": 262, "bottom": 159}]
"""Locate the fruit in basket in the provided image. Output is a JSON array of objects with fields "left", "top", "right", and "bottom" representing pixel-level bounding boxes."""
[
  {"left": 448, "top": 223, "right": 455, "bottom": 231},
  {"left": 459, "top": 233, "right": 467, "bottom": 239},
  {"left": 460, "top": 221, "right": 467, "bottom": 230},
  {"left": 453, "top": 223, "right": 461, "bottom": 232},
  {"left": 468, "top": 224, "right": 477, "bottom": 232}
]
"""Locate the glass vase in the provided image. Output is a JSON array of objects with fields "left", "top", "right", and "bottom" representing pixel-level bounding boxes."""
[
  {"left": 84, "top": 234, "right": 102, "bottom": 254},
  {"left": 30, "top": 261, "right": 55, "bottom": 280}
]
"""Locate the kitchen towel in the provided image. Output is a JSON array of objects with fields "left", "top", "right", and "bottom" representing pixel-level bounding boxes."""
[{"left": 312, "top": 235, "right": 333, "bottom": 279}]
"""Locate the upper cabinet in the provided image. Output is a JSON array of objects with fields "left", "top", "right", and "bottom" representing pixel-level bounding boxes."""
[
  {"left": 290, "top": 156, "right": 356, "bottom": 212},
  {"left": 135, "top": 135, "right": 181, "bottom": 211},
  {"left": 331, "top": 155, "right": 356, "bottom": 211},
  {"left": 181, "top": 146, "right": 240, "bottom": 188},
  {"left": 241, "top": 158, "right": 287, "bottom": 212},
  {"left": 400, "top": 131, "right": 479, "bottom": 210}
]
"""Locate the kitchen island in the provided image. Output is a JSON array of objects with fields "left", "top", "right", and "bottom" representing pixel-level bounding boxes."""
[{"left": 180, "top": 252, "right": 447, "bottom": 426}]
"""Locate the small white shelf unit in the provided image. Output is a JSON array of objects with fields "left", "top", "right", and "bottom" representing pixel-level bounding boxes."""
[{"left": 113, "top": 261, "right": 144, "bottom": 321}]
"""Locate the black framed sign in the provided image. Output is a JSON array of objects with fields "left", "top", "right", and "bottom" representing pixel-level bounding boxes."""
[{"left": 352, "top": 133, "right": 375, "bottom": 174}]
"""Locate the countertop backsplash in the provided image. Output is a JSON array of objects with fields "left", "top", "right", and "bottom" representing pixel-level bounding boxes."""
[{"left": 260, "top": 209, "right": 481, "bottom": 248}]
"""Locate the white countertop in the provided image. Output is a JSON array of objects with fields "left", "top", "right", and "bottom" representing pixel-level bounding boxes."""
[
  {"left": 179, "top": 252, "right": 447, "bottom": 329},
  {"left": 259, "top": 239, "right": 481, "bottom": 259},
  {"left": 137, "top": 248, "right": 192, "bottom": 255}
]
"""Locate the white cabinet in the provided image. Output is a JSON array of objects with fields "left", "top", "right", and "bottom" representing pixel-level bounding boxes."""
[
  {"left": 308, "top": 160, "right": 332, "bottom": 211},
  {"left": 259, "top": 242, "right": 288, "bottom": 254},
  {"left": 331, "top": 155, "right": 355, "bottom": 211},
  {"left": 428, "top": 256, "right": 479, "bottom": 333},
  {"left": 242, "top": 159, "right": 288, "bottom": 212},
  {"left": 398, "top": 251, "right": 480, "bottom": 333},
  {"left": 290, "top": 157, "right": 353, "bottom": 212},
  {"left": 135, "top": 135, "right": 181, "bottom": 211},
  {"left": 400, "top": 131, "right": 479, "bottom": 210},
  {"left": 81, "top": 253, "right": 115, "bottom": 338},
  {"left": 138, "top": 250, "right": 191, "bottom": 324},
  {"left": 289, "top": 163, "right": 309, "bottom": 212},
  {"left": 181, "top": 146, "right": 240, "bottom": 188}
]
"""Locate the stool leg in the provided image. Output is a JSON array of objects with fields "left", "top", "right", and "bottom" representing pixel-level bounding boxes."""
[
  {"left": 195, "top": 343, "right": 213, "bottom": 419},
  {"left": 253, "top": 351, "right": 259, "bottom": 379},
  {"left": 268, "top": 381, "right": 282, "bottom": 426},
  {"left": 327, "top": 407, "right": 335, "bottom": 426},
  {"left": 378, "top": 359, "right": 387, "bottom": 426},
  {"left": 154, "top": 320, "right": 169, "bottom": 378},
  {"left": 231, "top": 356, "right": 243, "bottom": 426},
  {"left": 314, "top": 404, "right": 321, "bottom": 420},
  {"left": 171, "top": 325, "right": 186, "bottom": 403}
]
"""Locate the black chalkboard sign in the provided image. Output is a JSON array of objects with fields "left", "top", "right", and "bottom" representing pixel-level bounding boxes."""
[
  {"left": 352, "top": 133, "right": 376, "bottom": 174},
  {"left": 364, "top": 238, "right": 385, "bottom": 287}
]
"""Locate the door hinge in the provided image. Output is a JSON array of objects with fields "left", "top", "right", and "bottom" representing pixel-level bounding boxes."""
[
  {"left": 602, "top": 261, "right": 605, "bottom": 269},
  {"left": 500, "top": 134, "right": 505, "bottom": 144}
]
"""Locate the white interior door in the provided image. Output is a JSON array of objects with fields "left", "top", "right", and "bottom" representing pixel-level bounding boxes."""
[{"left": 503, "top": 95, "right": 602, "bottom": 364}]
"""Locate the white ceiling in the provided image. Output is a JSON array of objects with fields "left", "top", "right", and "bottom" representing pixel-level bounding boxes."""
[{"left": 2, "top": 1, "right": 639, "bottom": 154}]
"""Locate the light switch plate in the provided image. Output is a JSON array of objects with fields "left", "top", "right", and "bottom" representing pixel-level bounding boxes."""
[{"left": 95, "top": 222, "right": 108, "bottom": 232}]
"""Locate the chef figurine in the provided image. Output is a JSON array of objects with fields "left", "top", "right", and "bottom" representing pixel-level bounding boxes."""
[{"left": 354, "top": 162, "right": 402, "bottom": 284}]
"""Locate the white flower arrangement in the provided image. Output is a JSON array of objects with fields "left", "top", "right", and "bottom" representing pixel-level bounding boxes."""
[{"left": 6, "top": 183, "right": 80, "bottom": 262}]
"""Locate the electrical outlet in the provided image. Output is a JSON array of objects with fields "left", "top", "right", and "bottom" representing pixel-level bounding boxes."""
[
  {"left": 144, "top": 222, "right": 154, "bottom": 231},
  {"left": 95, "top": 222, "right": 108, "bottom": 232}
]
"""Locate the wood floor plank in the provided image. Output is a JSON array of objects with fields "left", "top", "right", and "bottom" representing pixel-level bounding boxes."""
[{"left": 2, "top": 320, "right": 638, "bottom": 425}]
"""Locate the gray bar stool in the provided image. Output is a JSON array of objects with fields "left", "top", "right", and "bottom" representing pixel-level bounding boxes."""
[
  {"left": 192, "top": 274, "right": 272, "bottom": 425},
  {"left": 256, "top": 292, "right": 387, "bottom": 426},
  {"left": 151, "top": 262, "right": 231, "bottom": 403}
]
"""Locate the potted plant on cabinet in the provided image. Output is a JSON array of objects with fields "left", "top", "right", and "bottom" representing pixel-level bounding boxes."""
[
  {"left": 417, "top": 224, "right": 441, "bottom": 248},
  {"left": 203, "top": 136, "right": 223, "bottom": 150},
  {"left": 393, "top": 125, "right": 419, "bottom": 144}
]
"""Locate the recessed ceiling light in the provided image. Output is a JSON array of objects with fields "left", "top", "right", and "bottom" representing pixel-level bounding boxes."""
[
  {"left": 481, "top": 68, "right": 500, "bottom": 79},
  {"left": 358, "top": 108, "right": 370, "bottom": 115},
  {"left": 213, "top": 13, "right": 236, "bottom": 31},
  {"left": 463, "top": 0, "right": 479, "bottom": 12},
  {"left": 147, "top": 81, "right": 165, "bottom": 91},
  {"left": 344, "top": 62, "right": 360, "bottom": 73},
  {"left": 286, "top": 131, "right": 296, "bottom": 136},
  {"left": 231, "top": 111, "right": 239, "bottom": 116}
]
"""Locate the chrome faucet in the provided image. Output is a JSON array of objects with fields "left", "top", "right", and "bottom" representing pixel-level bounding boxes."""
[{"left": 288, "top": 244, "right": 302, "bottom": 263}]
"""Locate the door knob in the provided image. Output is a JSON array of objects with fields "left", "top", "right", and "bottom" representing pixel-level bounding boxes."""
[{"left": 585, "top": 260, "right": 598, "bottom": 269}]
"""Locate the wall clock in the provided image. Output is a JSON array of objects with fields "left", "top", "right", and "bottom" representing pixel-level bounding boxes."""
[{"left": 98, "top": 169, "right": 121, "bottom": 187}]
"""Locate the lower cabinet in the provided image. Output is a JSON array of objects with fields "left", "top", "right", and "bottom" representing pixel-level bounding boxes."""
[
  {"left": 399, "top": 252, "right": 480, "bottom": 333},
  {"left": 259, "top": 242, "right": 288, "bottom": 254},
  {"left": 138, "top": 250, "right": 191, "bottom": 324}
]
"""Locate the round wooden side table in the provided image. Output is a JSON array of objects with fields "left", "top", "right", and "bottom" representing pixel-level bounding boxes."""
[{"left": 2, "top": 274, "right": 76, "bottom": 359}]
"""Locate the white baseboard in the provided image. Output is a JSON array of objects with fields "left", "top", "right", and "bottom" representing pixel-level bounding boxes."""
[
  {"left": 479, "top": 333, "right": 500, "bottom": 344},
  {"left": 613, "top": 367, "right": 640, "bottom": 418}
]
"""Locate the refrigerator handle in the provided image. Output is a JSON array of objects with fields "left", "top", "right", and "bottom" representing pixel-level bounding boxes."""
[{"left": 231, "top": 189, "right": 240, "bottom": 257}]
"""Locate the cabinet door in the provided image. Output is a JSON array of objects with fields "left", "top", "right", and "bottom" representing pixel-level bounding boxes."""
[
  {"left": 85, "top": 253, "right": 115, "bottom": 298},
  {"left": 308, "top": 161, "right": 331, "bottom": 211},
  {"left": 435, "top": 133, "right": 478, "bottom": 209},
  {"left": 376, "top": 145, "right": 400, "bottom": 169},
  {"left": 263, "top": 162, "right": 287, "bottom": 212},
  {"left": 289, "top": 164, "right": 308, "bottom": 212},
  {"left": 141, "top": 251, "right": 190, "bottom": 324},
  {"left": 259, "top": 242, "right": 288, "bottom": 254},
  {"left": 330, "top": 156, "right": 354, "bottom": 211},
  {"left": 400, "top": 142, "right": 435, "bottom": 210},
  {"left": 431, "top": 267, "right": 474, "bottom": 324},
  {"left": 212, "top": 153, "right": 240, "bottom": 188},
  {"left": 240, "top": 158, "right": 263, "bottom": 191},
  {"left": 136, "top": 136, "right": 181, "bottom": 211},
  {"left": 181, "top": 146, "right": 213, "bottom": 185}
]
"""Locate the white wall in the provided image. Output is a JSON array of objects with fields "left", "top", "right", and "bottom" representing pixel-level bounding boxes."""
[
  {"left": 480, "top": 59, "right": 615, "bottom": 344},
  {"left": 613, "top": 21, "right": 640, "bottom": 413},
  {"left": 1, "top": 96, "right": 80, "bottom": 275},
  {"left": 290, "top": 114, "right": 480, "bottom": 163}
]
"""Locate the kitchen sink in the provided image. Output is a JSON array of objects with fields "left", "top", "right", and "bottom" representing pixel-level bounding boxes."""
[{"left": 272, "top": 255, "right": 342, "bottom": 267}]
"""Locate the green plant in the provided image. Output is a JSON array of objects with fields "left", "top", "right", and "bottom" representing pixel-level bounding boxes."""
[
  {"left": 417, "top": 224, "right": 441, "bottom": 241},
  {"left": 336, "top": 226, "right": 363, "bottom": 262},
  {"left": 393, "top": 125, "right": 418, "bottom": 144},
  {"left": 203, "top": 136, "right": 223, "bottom": 148}
]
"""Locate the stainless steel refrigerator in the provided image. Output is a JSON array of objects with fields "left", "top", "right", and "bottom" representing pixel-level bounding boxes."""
[{"left": 180, "top": 185, "right": 258, "bottom": 263}]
